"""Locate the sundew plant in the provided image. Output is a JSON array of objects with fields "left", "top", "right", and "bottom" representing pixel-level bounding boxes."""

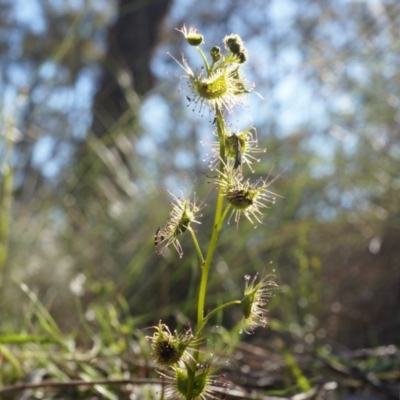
[{"left": 148, "top": 26, "right": 281, "bottom": 399}]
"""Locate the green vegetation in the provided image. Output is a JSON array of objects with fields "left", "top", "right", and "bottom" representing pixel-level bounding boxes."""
[{"left": 0, "top": 0, "right": 399, "bottom": 398}]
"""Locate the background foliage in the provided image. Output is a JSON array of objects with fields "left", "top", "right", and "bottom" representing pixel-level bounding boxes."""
[{"left": 1, "top": 0, "right": 399, "bottom": 397}]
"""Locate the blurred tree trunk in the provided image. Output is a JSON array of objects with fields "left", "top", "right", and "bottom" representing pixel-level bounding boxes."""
[
  {"left": 91, "top": 0, "right": 172, "bottom": 138},
  {"left": 73, "top": 0, "right": 171, "bottom": 205}
]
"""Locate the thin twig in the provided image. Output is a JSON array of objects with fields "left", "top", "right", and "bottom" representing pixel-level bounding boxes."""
[{"left": 0, "top": 377, "right": 163, "bottom": 395}]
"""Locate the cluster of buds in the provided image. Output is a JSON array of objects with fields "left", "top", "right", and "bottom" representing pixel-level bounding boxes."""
[
  {"left": 151, "top": 26, "right": 280, "bottom": 399},
  {"left": 169, "top": 27, "right": 255, "bottom": 116},
  {"left": 146, "top": 322, "right": 220, "bottom": 399}
]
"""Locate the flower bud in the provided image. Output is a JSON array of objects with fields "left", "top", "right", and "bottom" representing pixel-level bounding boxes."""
[
  {"left": 187, "top": 33, "right": 203, "bottom": 46},
  {"left": 240, "top": 274, "right": 278, "bottom": 329},
  {"left": 237, "top": 50, "right": 248, "bottom": 64},
  {"left": 155, "top": 190, "right": 203, "bottom": 258},
  {"left": 217, "top": 167, "right": 280, "bottom": 226},
  {"left": 176, "top": 366, "right": 208, "bottom": 398},
  {"left": 176, "top": 25, "right": 203, "bottom": 47},
  {"left": 164, "top": 361, "right": 218, "bottom": 400},
  {"left": 226, "top": 133, "right": 243, "bottom": 169},
  {"left": 210, "top": 46, "right": 221, "bottom": 62},
  {"left": 228, "top": 188, "right": 255, "bottom": 210},
  {"left": 147, "top": 322, "right": 193, "bottom": 367},
  {"left": 223, "top": 34, "right": 248, "bottom": 64},
  {"left": 223, "top": 34, "right": 244, "bottom": 53}
]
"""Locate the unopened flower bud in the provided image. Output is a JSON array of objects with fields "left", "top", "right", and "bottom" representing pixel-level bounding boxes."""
[
  {"left": 163, "top": 360, "right": 219, "bottom": 399},
  {"left": 217, "top": 169, "right": 280, "bottom": 226},
  {"left": 147, "top": 322, "right": 194, "bottom": 367},
  {"left": 223, "top": 34, "right": 245, "bottom": 54},
  {"left": 210, "top": 46, "right": 221, "bottom": 62},
  {"left": 237, "top": 50, "right": 248, "bottom": 64},
  {"left": 240, "top": 273, "right": 278, "bottom": 329},
  {"left": 155, "top": 190, "right": 203, "bottom": 258},
  {"left": 176, "top": 25, "right": 203, "bottom": 47},
  {"left": 223, "top": 34, "right": 248, "bottom": 64},
  {"left": 187, "top": 33, "right": 203, "bottom": 46}
]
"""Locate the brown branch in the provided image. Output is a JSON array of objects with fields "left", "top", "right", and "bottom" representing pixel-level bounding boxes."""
[
  {"left": 0, "top": 377, "right": 163, "bottom": 395},
  {"left": 0, "top": 377, "right": 328, "bottom": 400}
]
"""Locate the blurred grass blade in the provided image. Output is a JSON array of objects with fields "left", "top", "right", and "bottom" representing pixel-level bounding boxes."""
[
  {"left": 0, "top": 334, "right": 52, "bottom": 344},
  {"left": 0, "top": 344, "right": 24, "bottom": 376},
  {"left": 0, "top": 118, "right": 14, "bottom": 306},
  {"left": 80, "top": 365, "right": 118, "bottom": 400},
  {"left": 276, "top": 338, "right": 311, "bottom": 392},
  {"left": 19, "top": 283, "right": 64, "bottom": 343}
]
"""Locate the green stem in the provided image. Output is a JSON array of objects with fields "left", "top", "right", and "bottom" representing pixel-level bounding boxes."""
[
  {"left": 196, "top": 106, "right": 225, "bottom": 331},
  {"left": 196, "top": 47, "right": 210, "bottom": 74},
  {"left": 188, "top": 227, "right": 204, "bottom": 264},
  {"left": 197, "top": 300, "right": 241, "bottom": 336},
  {"left": 186, "top": 107, "right": 226, "bottom": 400},
  {"left": 220, "top": 204, "right": 232, "bottom": 230}
]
